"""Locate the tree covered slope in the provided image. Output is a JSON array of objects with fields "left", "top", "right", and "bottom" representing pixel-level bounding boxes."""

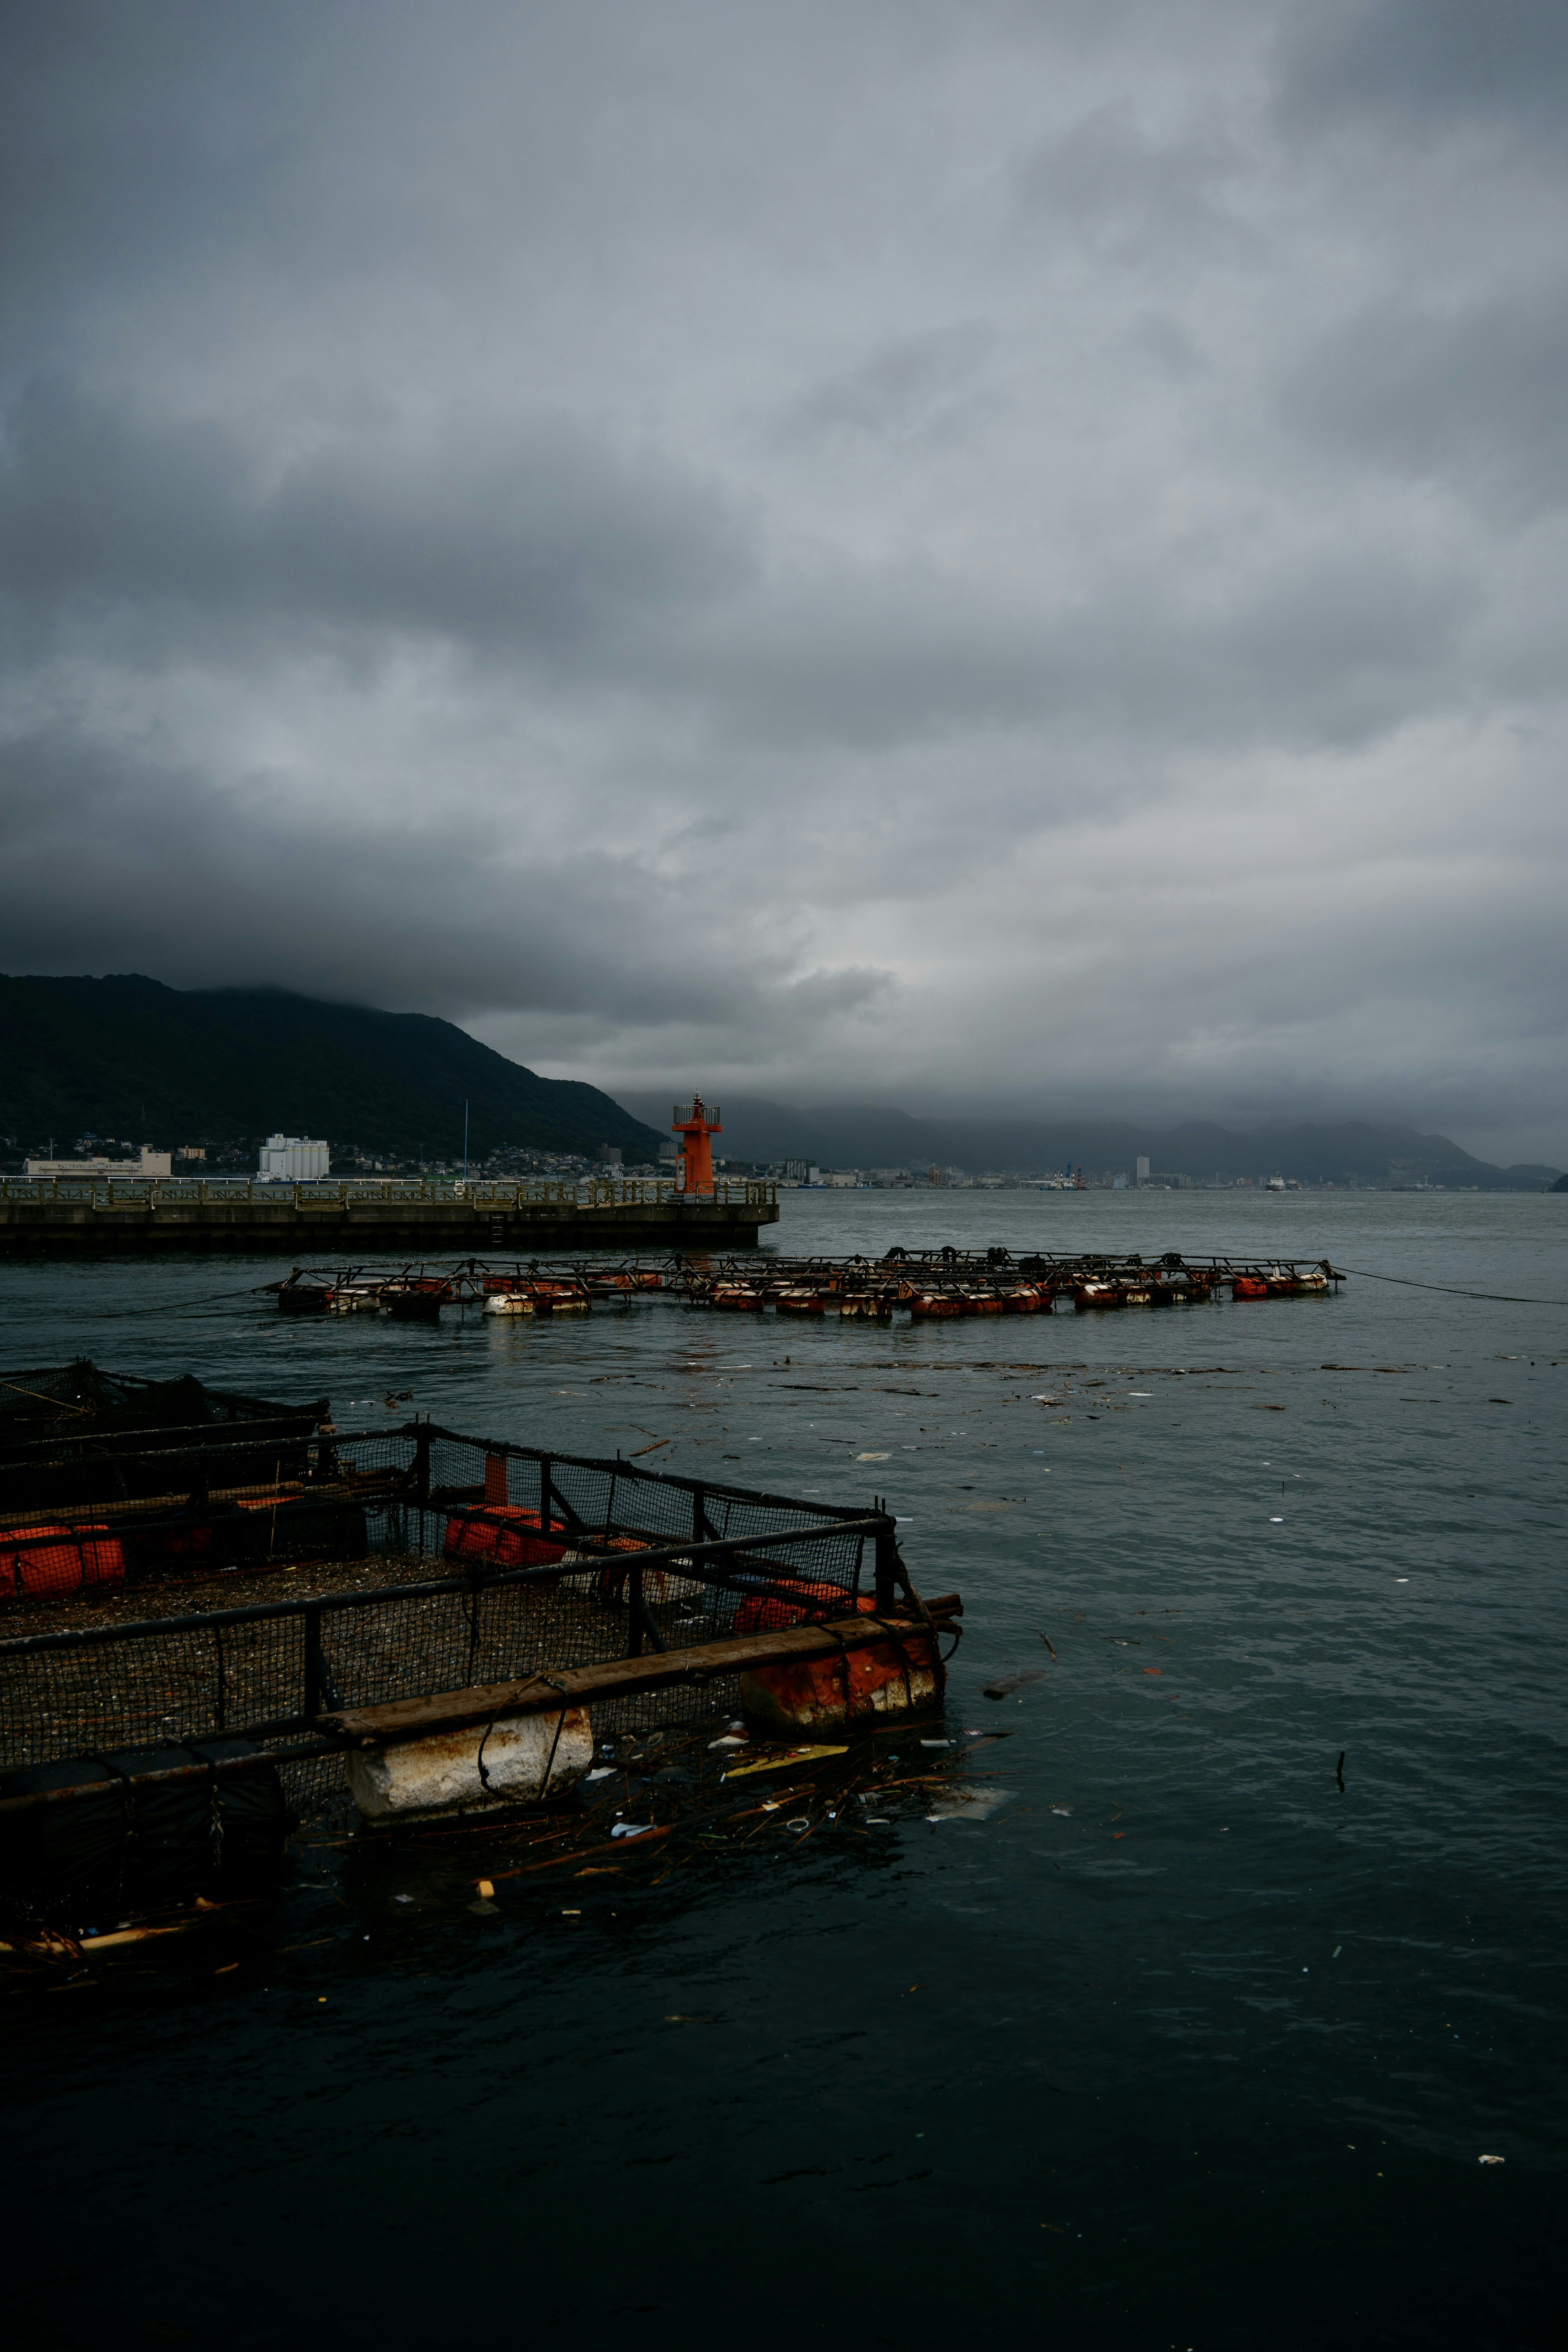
[{"left": 0, "top": 975, "right": 664, "bottom": 1162}]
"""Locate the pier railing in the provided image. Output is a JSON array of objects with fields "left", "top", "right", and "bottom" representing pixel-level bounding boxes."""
[{"left": 0, "top": 1176, "right": 777, "bottom": 1211}]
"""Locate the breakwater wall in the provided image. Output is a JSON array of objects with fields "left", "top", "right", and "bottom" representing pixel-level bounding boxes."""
[{"left": 0, "top": 1176, "right": 777, "bottom": 1258}]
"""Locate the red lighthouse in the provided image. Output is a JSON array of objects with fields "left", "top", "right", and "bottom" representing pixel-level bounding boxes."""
[{"left": 671, "top": 1095, "right": 722, "bottom": 1193}]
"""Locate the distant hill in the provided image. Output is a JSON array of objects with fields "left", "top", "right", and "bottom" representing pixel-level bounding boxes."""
[
  {"left": 619, "top": 1093, "right": 1561, "bottom": 1190},
  {"left": 0, "top": 975, "right": 664, "bottom": 1163}
]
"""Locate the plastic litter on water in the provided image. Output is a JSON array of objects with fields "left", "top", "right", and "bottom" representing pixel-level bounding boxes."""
[
  {"left": 725, "top": 1744, "right": 848, "bottom": 1778},
  {"left": 1269, "top": 1516, "right": 1285, "bottom": 1523},
  {"left": 610, "top": 1823, "right": 656, "bottom": 1839},
  {"left": 927, "top": 1788, "right": 1016, "bottom": 1823},
  {"left": 1479, "top": 2154, "right": 1506, "bottom": 2165}
]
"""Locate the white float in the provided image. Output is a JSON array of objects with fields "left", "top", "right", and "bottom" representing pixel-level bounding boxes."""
[{"left": 345, "top": 1706, "right": 593, "bottom": 1822}]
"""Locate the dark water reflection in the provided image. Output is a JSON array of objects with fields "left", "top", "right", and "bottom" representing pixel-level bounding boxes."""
[{"left": 4, "top": 1192, "right": 1566, "bottom": 2347}]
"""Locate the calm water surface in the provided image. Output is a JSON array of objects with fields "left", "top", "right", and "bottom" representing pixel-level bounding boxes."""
[{"left": 4, "top": 1191, "right": 1566, "bottom": 2348}]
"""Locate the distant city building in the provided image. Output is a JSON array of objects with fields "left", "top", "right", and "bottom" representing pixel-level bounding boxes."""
[
  {"left": 258, "top": 1134, "right": 330, "bottom": 1181},
  {"left": 822, "top": 1170, "right": 859, "bottom": 1187},
  {"left": 1136, "top": 1155, "right": 1150, "bottom": 1183},
  {"left": 598, "top": 1145, "right": 622, "bottom": 1165},
  {"left": 1113, "top": 1172, "right": 1128, "bottom": 1189},
  {"left": 25, "top": 1147, "right": 171, "bottom": 1178}
]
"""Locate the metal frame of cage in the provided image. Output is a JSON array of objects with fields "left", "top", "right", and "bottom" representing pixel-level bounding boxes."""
[{"left": 0, "top": 1423, "right": 911, "bottom": 1806}]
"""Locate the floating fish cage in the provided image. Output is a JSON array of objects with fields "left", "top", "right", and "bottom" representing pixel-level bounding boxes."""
[
  {"left": 0, "top": 1359, "right": 328, "bottom": 1515},
  {"left": 268, "top": 1248, "right": 1343, "bottom": 1323},
  {"left": 0, "top": 1421, "right": 951, "bottom": 1931}
]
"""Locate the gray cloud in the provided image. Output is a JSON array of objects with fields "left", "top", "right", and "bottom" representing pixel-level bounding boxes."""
[
  {"left": 1014, "top": 108, "right": 1256, "bottom": 269},
  {"left": 1, "top": 0, "right": 1566, "bottom": 1165},
  {"left": 1282, "top": 292, "right": 1568, "bottom": 522},
  {"left": 778, "top": 325, "right": 1001, "bottom": 448}
]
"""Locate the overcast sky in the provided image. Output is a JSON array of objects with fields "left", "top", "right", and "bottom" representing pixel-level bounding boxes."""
[{"left": 3, "top": 2, "right": 1566, "bottom": 1162}]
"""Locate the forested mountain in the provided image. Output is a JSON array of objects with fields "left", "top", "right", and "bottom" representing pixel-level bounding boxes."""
[{"left": 0, "top": 976, "right": 663, "bottom": 1163}]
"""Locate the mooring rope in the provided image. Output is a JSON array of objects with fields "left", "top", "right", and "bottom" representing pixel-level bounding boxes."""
[
  {"left": 13, "top": 1280, "right": 284, "bottom": 1321},
  {"left": 1333, "top": 1265, "right": 1568, "bottom": 1307}
]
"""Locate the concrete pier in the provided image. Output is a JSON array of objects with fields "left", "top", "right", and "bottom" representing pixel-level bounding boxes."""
[{"left": 0, "top": 1175, "right": 777, "bottom": 1258}]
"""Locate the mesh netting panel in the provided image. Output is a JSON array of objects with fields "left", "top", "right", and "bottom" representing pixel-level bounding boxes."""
[
  {"left": 0, "top": 1421, "right": 886, "bottom": 1816},
  {"left": 0, "top": 1612, "right": 310, "bottom": 1768}
]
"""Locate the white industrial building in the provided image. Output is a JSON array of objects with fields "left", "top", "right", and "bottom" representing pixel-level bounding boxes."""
[{"left": 258, "top": 1134, "right": 330, "bottom": 1181}]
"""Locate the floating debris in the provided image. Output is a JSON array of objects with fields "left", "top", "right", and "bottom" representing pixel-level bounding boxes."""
[{"left": 981, "top": 1669, "right": 1050, "bottom": 1700}]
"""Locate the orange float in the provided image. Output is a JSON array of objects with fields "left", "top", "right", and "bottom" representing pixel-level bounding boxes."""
[
  {"left": 443, "top": 1506, "right": 572, "bottom": 1570},
  {"left": 732, "top": 1580, "right": 943, "bottom": 1731},
  {"left": 1, "top": 1523, "right": 125, "bottom": 1601}
]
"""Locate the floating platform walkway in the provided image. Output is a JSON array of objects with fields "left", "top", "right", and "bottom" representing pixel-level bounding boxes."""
[
  {"left": 668, "top": 1246, "right": 1345, "bottom": 1314},
  {"left": 269, "top": 1245, "right": 1346, "bottom": 1321},
  {"left": 0, "top": 1174, "right": 777, "bottom": 1258}
]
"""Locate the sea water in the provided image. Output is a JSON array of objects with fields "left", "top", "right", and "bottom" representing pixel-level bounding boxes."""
[{"left": 3, "top": 1189, "right": 1565, "bottom": 2348}]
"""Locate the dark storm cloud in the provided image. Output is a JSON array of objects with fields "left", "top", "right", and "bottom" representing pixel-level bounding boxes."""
[
  {"left": 0, "top": 383, "right": 755, "bottom": 666},
  {"left": 1275, "top": 0, "right": 1568, "bottom": 137},
  {"left": 0, "top": 0, "right": 1565, "bottom": 1163},
  {"left": 0, "top": 725, "right": 844, "bottom": 1036},
  {"left": 0, "top": 374, "right": 1477, "bottom": 758}
]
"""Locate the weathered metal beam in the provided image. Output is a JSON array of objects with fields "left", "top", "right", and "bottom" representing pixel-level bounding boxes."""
[
  {"left": 0, "top": 1598, "right": 960, "bottom": 1815},
  {"left": 0, "top": 1737, "right": 345, "bottom": 1817},
  {"left": 323, "top": 1597, "right": 963, "bottom": 1749}
]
